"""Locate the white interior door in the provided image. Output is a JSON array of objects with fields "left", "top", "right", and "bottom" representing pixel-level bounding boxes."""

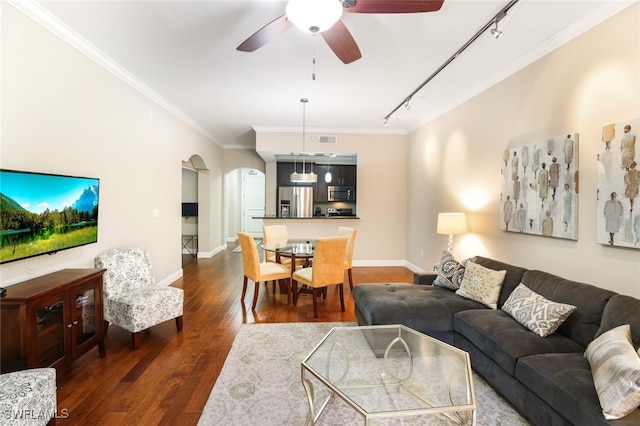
[{"left": 242, "top": 169, "right": 265, "bottom": 238}]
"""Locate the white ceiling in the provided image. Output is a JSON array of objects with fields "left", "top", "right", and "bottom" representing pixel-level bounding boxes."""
[{"left": 22, "top": 0, "right": 636, "bottom": 150}]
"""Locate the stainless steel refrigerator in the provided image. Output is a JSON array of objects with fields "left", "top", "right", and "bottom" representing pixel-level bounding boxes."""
[{"left": 278, "top": 186, "right": 314, "bottom": 218}]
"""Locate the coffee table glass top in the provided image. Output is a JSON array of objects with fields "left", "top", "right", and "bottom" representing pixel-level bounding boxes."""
[{"left": 301, "top": 324, "right": 476, "bottom": 424}]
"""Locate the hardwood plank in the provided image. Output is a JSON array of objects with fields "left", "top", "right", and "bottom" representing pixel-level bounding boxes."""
[{"left": 54, "top": 244, "right": 414, "bottom": 424}]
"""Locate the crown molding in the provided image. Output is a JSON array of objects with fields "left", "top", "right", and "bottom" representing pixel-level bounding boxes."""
[
  {"left": 408, "top": 0, "right": 638, "bottom": 133},
  {"left": 8, "top": 0, "right": 222, "bottom": 147}
]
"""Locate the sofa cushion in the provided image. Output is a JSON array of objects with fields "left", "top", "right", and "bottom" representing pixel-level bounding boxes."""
[
  {"left": 472, "top": 256, "right": 528, "bottom": 308},
  {"left": 595, "top": 294, "right": 640, "bottom": 351},
  {"left": 455, "top": 260, "right": 506, "bottom": 309},
  {"left": 502, "top": 283, "right": 577, "bottom": 338},
  {"left": 433, "top": 250, "right": 472, "bottom": 290},
  {"left": 585, "top": 324, "right": 640, "bottom": 420},
  {"left": 454, "top": 309, "right": 584, "bottom": 376},
  {"left": 353, "top": 283, "right": 486, "bottom": 336},
  {"left": 515, "top": 352, "right": 640, "bottom": 426},
  {"left": 521, "top": 270, "right": 616, "bottom": 348}
]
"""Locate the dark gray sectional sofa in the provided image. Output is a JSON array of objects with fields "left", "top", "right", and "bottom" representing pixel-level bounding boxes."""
[{"left": 352, "top": 256, "right": 640, "bottom": 425}]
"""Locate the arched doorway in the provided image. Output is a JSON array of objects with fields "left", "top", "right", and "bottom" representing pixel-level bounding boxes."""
[{"left": 181, "top": 155, "right": 212, "bottom": 260}]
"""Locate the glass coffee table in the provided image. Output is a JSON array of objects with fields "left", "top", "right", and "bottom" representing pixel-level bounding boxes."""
[{"left": 301, "top": 325, "right": 476, "bottom": 425}]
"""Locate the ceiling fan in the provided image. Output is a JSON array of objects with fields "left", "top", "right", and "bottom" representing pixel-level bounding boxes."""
[{"left": 237, "top": 0, "right": 445, "bottom": 64}]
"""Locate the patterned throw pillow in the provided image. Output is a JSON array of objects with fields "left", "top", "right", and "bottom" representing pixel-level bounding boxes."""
[
  {"left": 502, "top": 283, "right": 577, "bottom": 337},
  {"left": 584, "top": 324, "right": 640, "bottom": 420},
  {"left": 455, "top": 260, "right": 506, "bottom": 309},
  {"left": 433, "top": 250, "right": 473, "bottom": 291}
]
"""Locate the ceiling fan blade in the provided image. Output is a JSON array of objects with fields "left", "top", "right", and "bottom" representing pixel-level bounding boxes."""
[
  {"left": 343, "top": 0, "right": 444, "bottom": 14},
  {"left": 321, "top": 20, "right": 362, "bottom": 64},
  {"left": 237, "top": 15, "right": 293, "bottom": 52}
]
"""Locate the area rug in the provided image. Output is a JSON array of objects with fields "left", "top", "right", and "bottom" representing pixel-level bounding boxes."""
[{"left": 198, "top": 322, "right": 531, "bottom": 425}]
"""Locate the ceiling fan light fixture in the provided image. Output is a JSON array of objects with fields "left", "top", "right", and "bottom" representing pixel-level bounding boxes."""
[{"left": 286, "top": 0, "right": 343, "bottom": 34}]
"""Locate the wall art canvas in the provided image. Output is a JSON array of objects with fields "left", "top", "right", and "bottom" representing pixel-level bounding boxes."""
[
  {"left": 500, "top": 133, "right": 579, "bottom": 240},
  {"left": 597, "top": 117, "right": 640, "bottom": 248}
]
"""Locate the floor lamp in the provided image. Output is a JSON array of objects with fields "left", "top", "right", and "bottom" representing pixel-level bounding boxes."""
[{"left": 437, "top": 213, "right": 468, "bottom": 252}]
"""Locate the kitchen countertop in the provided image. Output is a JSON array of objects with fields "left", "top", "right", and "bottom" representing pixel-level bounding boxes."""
[{"left": 255, "top": 216, "right": 359, "bottom": 220}]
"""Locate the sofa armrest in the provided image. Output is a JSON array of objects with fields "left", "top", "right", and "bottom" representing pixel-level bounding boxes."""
[{"left": 413, "top": 271, "right": 437, "bottom": 285}]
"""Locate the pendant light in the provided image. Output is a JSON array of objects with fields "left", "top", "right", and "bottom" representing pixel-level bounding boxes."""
[{"left": 290, "top": 98, "right": 317, "bottom": 183}]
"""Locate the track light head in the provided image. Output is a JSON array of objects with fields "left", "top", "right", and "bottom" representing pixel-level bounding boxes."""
[{"left": 491, "top": 22, "right": 503, "bottom": 39}]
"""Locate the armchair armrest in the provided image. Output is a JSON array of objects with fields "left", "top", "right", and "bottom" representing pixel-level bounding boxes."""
[{"left": 413, "top": 271, "right": 437, "bottom": 285}]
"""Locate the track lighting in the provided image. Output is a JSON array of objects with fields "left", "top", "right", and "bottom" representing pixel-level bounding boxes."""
[
  {"left": 491, "top": 22, "right": 503, "bottom": 39},
  {"left": 382, "top": 0, "right": 518, "bottom": 125},
  {"left": 404, "top": 100, "right": 411, "bottom": 110}
]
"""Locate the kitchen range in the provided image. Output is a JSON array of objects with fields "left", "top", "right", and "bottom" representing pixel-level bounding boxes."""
[{"left": 325, "top": 208, "right": 354, "bottom": 217}]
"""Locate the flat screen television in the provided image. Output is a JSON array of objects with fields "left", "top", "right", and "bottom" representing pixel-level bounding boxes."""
[
  {"left": 182, "top": 202, "right": 198, "bottom": 218},
  {"left": 0, "top": 169, "right": 100, "bottom": 265}
]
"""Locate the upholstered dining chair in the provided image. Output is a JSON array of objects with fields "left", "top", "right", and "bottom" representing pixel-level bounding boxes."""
[
  {"left": 262, "top": 224, "right": 288, "bottom": 263},
  {"left": 238, "top": 232, "right": 292, "bottom": 310},
  {"left": 262, "top": 225, "right": 306, "bottom": 268},
  {"left": 336, "top": 226, "right": 357, "bottom": 290},
  {"left": 292, "top": 236, "right": 348, "bottom": 318},
  {"left": 95, "top": 248, "right": 184, "bottom": 350}
]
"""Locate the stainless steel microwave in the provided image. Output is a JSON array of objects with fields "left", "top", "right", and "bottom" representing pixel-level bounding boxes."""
[{"left": 328, "top": 186, "right": 355, "bottom": 201}]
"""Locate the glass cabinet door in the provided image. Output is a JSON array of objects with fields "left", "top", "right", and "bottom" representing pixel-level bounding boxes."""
[
  {"left": 35, "top": 295, "right": 66, "bottom": 367},
  {"left": 73, "top": 285, "right": 97, "bottom": 349}
]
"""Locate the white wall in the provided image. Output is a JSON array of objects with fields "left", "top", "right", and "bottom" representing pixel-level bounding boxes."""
[
  {"left": 1, "top": 4, "right": 226, "bottom": 286},
  {"left": 407, "top": 3, "right": 640, "bottom": 297}
]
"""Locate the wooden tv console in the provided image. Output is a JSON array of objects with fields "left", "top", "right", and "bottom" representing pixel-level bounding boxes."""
[{"left": 0, "top": 269, "right": 106, "bottom": 373}]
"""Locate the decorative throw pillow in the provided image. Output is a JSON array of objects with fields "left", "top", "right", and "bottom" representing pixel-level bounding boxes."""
[
  {"left": 455, "top": 260, "right": 506, "bottom": 309},
  {"left": 501, "top": 283, "right": 577, "bottom": 337},
  {"left": 584, "top": 324, "right": 640, "bottom": 420},
  {"left": 433, "top": 250, "right": 473, "bottom": 291}
]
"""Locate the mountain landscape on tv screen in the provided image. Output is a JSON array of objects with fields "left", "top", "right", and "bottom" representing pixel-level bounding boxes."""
[
  {"left": 0, "top": 181, "right": 100, "bottom": 264},
  {"left": 73, "top": 185, "right": 99, "bottom": 213}
]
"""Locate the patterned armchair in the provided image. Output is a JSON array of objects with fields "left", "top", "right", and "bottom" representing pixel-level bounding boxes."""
[
  {"left": 0, "top": 368, "right": 57, "bottom": 426},
  {"left": 95, "top": 248, "right": 184, "bottom": 350}
]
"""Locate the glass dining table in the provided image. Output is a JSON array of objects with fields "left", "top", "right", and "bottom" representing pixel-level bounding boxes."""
[
  {"left": 260, "top": 239, "right": 316, "bottom": 272},
  {"left": 260, "top": 239, "right": 316, "bottom": 301}
]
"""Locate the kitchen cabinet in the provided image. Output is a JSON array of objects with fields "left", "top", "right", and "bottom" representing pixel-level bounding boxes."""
[
  {"left": 0, "top": 269, "right": 106, "bottom": 373},
  {"left": 314, "top": 165, "right": 357, "bottom": 202},
  {"left": 331, "top": 165, "right": 357, "bottom": 186}
]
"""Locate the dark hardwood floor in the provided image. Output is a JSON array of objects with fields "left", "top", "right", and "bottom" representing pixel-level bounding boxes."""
[{"left": 55, "top": 243, "right": 414, "bottom": 424}]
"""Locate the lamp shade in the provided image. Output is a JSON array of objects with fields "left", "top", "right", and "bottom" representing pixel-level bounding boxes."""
[
  {"left": 290, "top": 171, "right": 317, "bottom": 183},
  {"left": 437, "top": 213, "right": 468, "bottom": 235},
  {"left": 286, "top": 0, "right": 343, "bottom": 33}
]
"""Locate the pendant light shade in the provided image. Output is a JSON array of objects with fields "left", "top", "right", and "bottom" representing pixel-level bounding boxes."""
[
  {"left": 286, "top": 0, "right": 343, "bottom": 34},
  {"left": 290, "top": 98, "right": 317, "bottom": 183}
]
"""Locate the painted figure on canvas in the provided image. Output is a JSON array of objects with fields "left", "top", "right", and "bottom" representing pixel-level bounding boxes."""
[
  {"left": 603, "top": 192, "right": 624, "bottom": 245},
  {"left": 620, "top": 125, "right": 636, "bottom": 171},
  {"left": 625, "top": 161, "right": 640, "bottom": 212}
]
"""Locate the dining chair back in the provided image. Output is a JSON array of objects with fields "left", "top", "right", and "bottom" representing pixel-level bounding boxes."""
[
  {"left": 238, "top": 232, "right": 292, "bottom": 310},
  {"left": 292, "top": 236, "right": 348, "bottom": 318},
  {"left": 336, "top": 226, "right": 357, "bottom": 289},
  {"left": 263, "top": 225, "right": 288, "bottom": 262}
]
